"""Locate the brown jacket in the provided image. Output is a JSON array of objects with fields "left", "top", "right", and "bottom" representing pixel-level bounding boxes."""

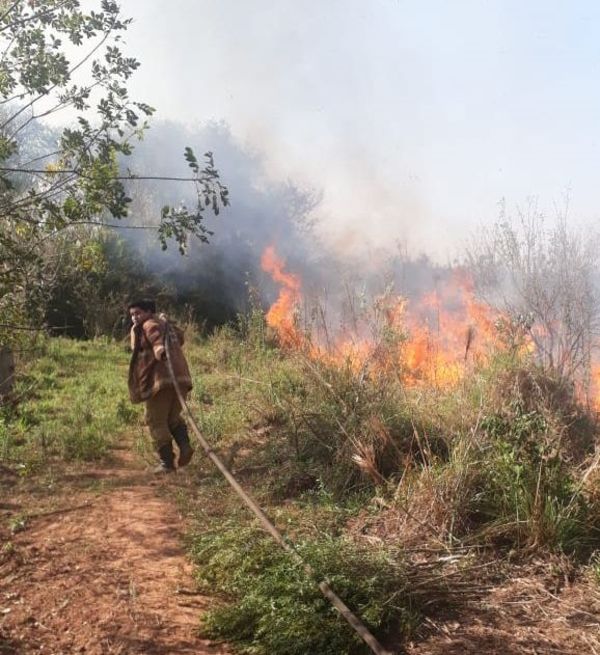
[{"left": 128, "top": 316, "right": 192, "bottom": 404}]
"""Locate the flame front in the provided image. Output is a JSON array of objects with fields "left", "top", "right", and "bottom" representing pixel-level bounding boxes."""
[
  {"left": 260, "top": 245, "right": 502, "bottom": 387},
  {"left": 259, "top": 245, "right": 600, "bottom": 412}
]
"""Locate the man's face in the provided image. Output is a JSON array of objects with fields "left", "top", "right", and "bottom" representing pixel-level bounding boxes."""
[{"left": 129, "top": 307, "right": 152, "bottom": 326}]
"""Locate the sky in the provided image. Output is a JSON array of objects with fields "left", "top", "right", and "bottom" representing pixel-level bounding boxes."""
[{"left": 122, "top": 0, "right": 600, "bottom": 258}]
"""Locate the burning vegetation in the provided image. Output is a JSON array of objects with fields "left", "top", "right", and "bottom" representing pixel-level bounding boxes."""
[
  {"left": 185, "top": 240, "right": 600, "bottom": 652},
  {"left": 260, "top": 237, "right": 600, "bottom": 412},
  {"left": 261, "top": 245, "right": 510, "bottom": 388}
]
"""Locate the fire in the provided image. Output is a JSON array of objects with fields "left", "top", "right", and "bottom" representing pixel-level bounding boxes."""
[
  {"left": 260, "top": 246, "right": 503, "bottom": 387},
  {"left": 402, "top": 271, "right": 501, "bottom": 386},
  {"left": 259, "top": 245, "right": 600, "bottom": 412},
  {"left": 260, "top": 246, "right": 304, "bottom": 349}
]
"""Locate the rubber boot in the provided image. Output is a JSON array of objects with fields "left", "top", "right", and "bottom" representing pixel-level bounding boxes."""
[
  {"left": 172, "top": 423, "right": 194, "bottom": 467},
  {"left": 154, "top": 443, "right": 176, "bottom": 473}
]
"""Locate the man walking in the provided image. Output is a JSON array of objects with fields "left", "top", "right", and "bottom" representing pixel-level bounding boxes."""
[{"left": 127, "top": 299, "right": 194, "bottom": 472}]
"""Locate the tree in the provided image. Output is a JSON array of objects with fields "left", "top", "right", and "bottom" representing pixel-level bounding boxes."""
[
  {"left": 467, "top": 199, "right": 600, "bottom": 386},
  {"left": 38, "top": 228, "right": 169, "bottom": 338},
  {"left": 0, "top": 0, "right": 229, "bottom": 343}
]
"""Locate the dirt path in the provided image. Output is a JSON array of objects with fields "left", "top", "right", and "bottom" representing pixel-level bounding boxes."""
[{"left": 0, "top": 447, "right": 230, "bottom": 655}]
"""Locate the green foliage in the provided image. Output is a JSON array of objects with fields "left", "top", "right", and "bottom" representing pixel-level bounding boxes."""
[
  {"left": 475, "top": 402, "right": 597, "bottom": 553},
  {"left": 0, "top": 1, "right": 146, "bottom": 314},
  {"left": 0, "top": 1, "right": 229, "bottom": 343},
  {"left": 3, "top": 338, "right": 139, "bottom": 463},
  {"left": 0, "top": 412, "right": 10, "bottom": 460},
  {"left": 158, "top": 150, "right": 229, "bottom": 254},
  {"left": 42, "top": 229, "right": 167, "bottom": 338},
  {"left": 271, "top": 360, "right": 420, "bottom": 494},
  {"left": 191, "top": 523, "right": 416, "bottom": 655}
]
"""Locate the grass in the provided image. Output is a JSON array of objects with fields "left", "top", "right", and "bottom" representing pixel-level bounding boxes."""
[
  {"left": 183, "top": 320, "right": 600, "bottom": 557},
  {"left": 2, "top": 337, "right": 140, "bottom": 464}
]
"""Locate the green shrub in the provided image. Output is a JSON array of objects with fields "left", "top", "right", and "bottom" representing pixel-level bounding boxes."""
[
  {"left": 386, "top": 360, "right": 600, "bottom": 554},
  {"left": 474, "top": 404, "right": 598, "bottom": 553},
  {"left": 248, "top": 357, "right": 425, "bottom": 496},
  {"left": 191, "top": 524, "right": 417, "bottom": 654}
]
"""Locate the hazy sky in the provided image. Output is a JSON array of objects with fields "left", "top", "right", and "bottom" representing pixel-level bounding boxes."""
[{"left": 123, "top": 0, "right": 600, "bottom": 257}]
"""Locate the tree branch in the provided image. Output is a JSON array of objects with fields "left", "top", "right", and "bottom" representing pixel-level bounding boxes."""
[
  {"left": 0, "top": 167, "right": 202, "bottom": 182},
  {"left": 0, "top": 0, "right": 72, "bottom": 33},
  {"left": 1, "top": 11, "right": 116, "bottom": 132}
]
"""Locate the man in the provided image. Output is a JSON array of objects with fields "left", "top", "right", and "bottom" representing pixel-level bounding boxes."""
[{"left": 127, "top": 299, "right": 194, "bottom": 472}]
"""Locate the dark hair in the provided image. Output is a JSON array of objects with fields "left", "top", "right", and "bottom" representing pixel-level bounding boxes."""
[{"left": 127, "top": 299, "right": 156, "bottom": 313}]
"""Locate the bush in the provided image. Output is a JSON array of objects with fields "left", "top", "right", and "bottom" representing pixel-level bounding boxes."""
[
  {"left": 475, "top": 401, "right": 598, "bottom": 553},
  {"left": 365, "top": 357, "right": 600, "bottom": 555},
  {"left": 251, "top": 356, "right": 427, "bottom": 496},
  {"left": 191, "top": 523, "right": 417, "bottom": 655}
]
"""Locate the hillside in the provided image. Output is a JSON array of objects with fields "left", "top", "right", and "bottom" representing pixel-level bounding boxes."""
[{"left": 2, "top": 333, "right": 600, "bottom": 654}]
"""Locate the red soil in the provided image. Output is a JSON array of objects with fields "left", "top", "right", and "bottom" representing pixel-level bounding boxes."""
[{"left": 0, "top": 448, "right": 230, "bottom": 655}]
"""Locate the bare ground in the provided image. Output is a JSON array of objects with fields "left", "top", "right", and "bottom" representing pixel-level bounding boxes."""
[
  {"left": 406, "top": 575, "right": 600, "bottom": 655},
  {"left": 0, "top": 446, "right": 230, "bottom": 655}
]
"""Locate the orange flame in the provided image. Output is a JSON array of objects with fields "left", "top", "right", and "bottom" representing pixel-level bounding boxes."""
[
  {"left": 260, "top": 246, "right": 505, "bottom": 387},
  {"left": 259, "top": 245, "right": 600, "bottom": 413},
  {"left": 260, "top": 246, "right": 304, "bottom": 349}
]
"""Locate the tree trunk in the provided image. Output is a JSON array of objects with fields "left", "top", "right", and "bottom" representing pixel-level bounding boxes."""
[{"left": 0, "top": 346, "right": 15, "bottom": 398}]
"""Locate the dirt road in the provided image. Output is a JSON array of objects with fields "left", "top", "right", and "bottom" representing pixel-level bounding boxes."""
[{"left": 0, "top": 447, "right": 230, "bottom": 655}]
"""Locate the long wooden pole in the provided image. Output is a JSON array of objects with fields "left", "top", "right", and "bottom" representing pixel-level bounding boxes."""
[{"left": 164, "top": 324, "right": 394, "bottom": 655}]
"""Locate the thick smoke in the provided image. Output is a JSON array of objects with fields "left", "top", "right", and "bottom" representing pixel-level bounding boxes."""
[
  {"left": 117, "top": 121, "right": 319, "bottom": 322},
  {"left": 117, "top": 120, "right": 451, "bottom": 327}
]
